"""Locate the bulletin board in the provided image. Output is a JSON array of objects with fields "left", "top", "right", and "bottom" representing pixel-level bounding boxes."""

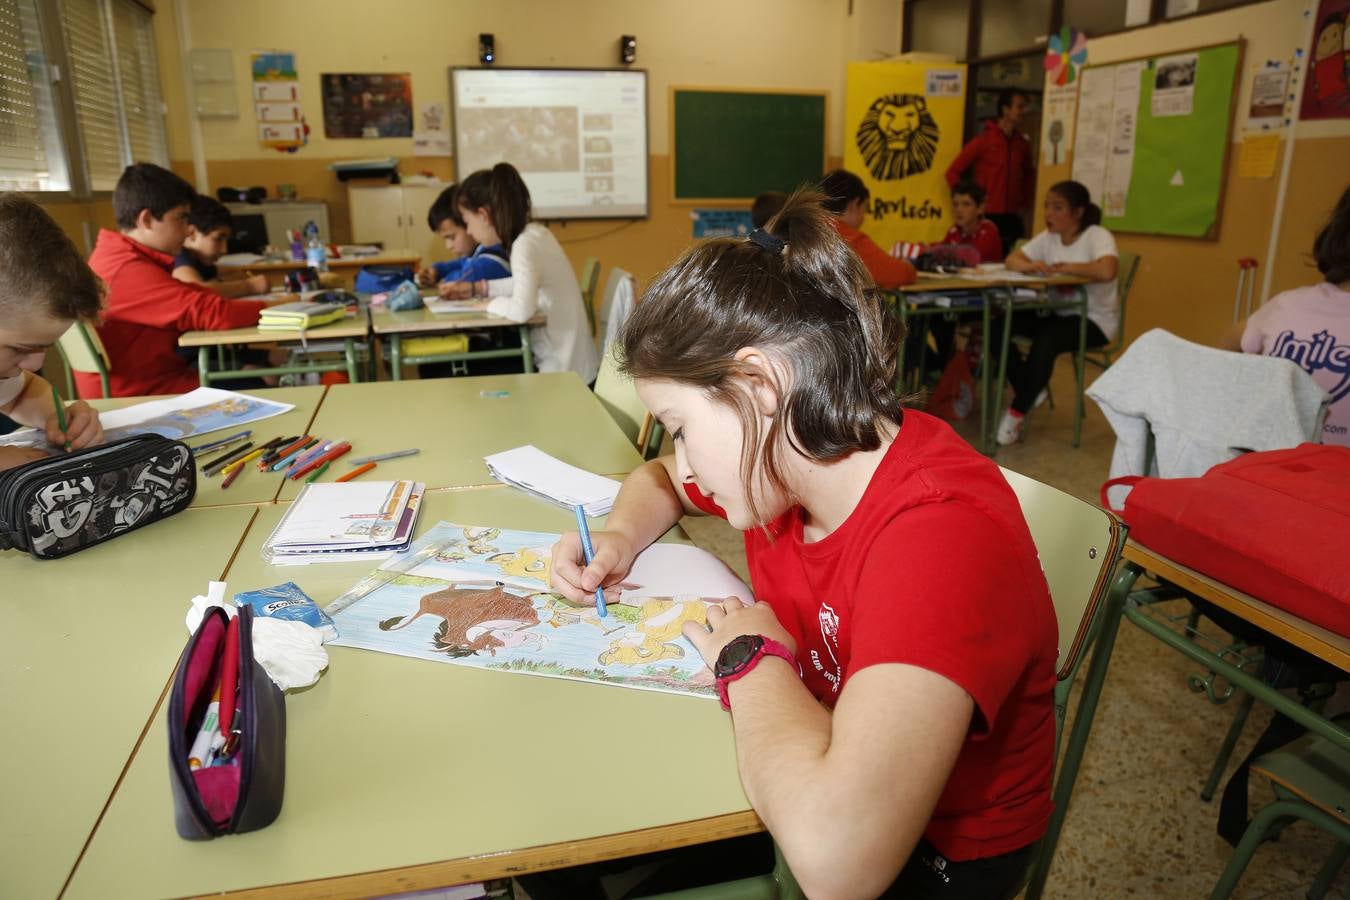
[
  {"left": 670, "top": 87, "right": 828, "bottom": 204},
  {"left": 1070, "top": 40, "right": 1242, "bottom": 239}
]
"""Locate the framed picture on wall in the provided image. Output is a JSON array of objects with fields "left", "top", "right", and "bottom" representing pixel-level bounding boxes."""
[{"left": 321, "top": 73, "right": 414, "bottom": 138}]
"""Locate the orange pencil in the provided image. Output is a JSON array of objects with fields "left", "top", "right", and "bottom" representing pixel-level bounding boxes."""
[{"left": 336, "top": 461, "right": 376, "bottom": 483}]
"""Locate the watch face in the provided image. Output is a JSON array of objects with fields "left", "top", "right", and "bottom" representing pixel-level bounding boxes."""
[{"left": 716, "top": 634, "right": 764, "bottom": 677}]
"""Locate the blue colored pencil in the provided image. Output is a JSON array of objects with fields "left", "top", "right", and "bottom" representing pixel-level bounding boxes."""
[
  {"left": 270, "top": 438, "right": 319, "bottom": 472},
  {"left": 573, "top": 504, "right": 606, "bottom": 617},
  {"left": 285, "top": 439, "right": 335, "bottom": 476}
]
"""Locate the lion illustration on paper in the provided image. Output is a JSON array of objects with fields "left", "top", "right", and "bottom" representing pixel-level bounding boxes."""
[
  {"left": 486, "top": 547, "right": 551, "bottom": 583},
  {"left": 598, "top": 597, "right": 735, "bottom": 667},
  {"left": 855, "top": 93, "right": 940, "bottom": 181},
  {"left": 434, "top": 527, "right": 501, "bottom": 563},
  {"left": 379, "top": 582, "right": 543, "bottom": 657}
]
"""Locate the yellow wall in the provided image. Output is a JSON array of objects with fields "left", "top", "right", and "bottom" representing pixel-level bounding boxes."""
[
  {"left": 129, "top": 0, "right": 897, "bottom": 286},
  {"left": 1029, "top": 0, "right": 1350, "bottom": 346}
]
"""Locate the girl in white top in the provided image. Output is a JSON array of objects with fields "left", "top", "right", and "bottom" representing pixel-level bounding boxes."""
[
  {"left": 447, "top": 163, "right": 600, "bottom": 384},
  {"left": 1001, "top": 180, "right": 1119, "bottom": 445}
]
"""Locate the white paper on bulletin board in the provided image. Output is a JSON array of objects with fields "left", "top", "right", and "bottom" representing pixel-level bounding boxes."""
[{"left": 256, "top": 102, "right": 302, "bottom": 122}]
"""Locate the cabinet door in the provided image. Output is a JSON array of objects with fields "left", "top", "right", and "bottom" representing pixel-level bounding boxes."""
[
  {"left": 399, "top": 184, "right": 449, "bottom": 262},
  {"left": 348, "top": 187, "right": 409, "bottom": 249}
]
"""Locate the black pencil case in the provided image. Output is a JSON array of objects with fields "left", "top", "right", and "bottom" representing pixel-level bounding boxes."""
[
  {"left": 0, "top": 434, "right": 196, "bottom": 559},
  {"left": 168, "top": 605, "right": 287, "bottom": 840}
]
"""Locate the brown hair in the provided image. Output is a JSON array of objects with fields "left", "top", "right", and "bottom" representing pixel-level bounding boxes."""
[
  {"left": 619, "top": 188, "right": 904, "bottom": 527},
  {"left": 456, "top": 163, "right": 531, "bottom": 252},
  {"left": 112, "top": 162, "right": 195, "bottom": 231},
  {"left": 0, "top": 193, "right": 103, "bottom": 322}
]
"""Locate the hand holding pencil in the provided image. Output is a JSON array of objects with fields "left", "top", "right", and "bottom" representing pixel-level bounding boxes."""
[{"left": 44, "top": 387, "right": 103, "bottom": 451}]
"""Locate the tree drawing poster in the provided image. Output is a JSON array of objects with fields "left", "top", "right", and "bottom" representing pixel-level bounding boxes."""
[{"left": 329, "top": 522, "right": 755, "bottom": 698}]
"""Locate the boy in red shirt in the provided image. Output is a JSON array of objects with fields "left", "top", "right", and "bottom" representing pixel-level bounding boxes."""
[
  {"left": 942, "top": 182, "right": 1004, "bottom": 263},
  {"left": 819, "top": 169, "right": 917, "bottom": 288},
  {"left": 81, "top": 164, "right": 271, "bottom": 399}
]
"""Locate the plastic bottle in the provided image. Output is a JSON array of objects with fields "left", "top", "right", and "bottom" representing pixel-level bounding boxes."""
[{"left": 303, "top": 221, "right": 328, "bottom": 272}]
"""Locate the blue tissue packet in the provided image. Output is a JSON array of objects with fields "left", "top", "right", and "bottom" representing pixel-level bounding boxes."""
[{"left": 234, "top": 582, "right": 338, "bottom": 642}]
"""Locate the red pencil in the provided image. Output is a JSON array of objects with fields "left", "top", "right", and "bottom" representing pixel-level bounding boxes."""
[
  {"left": 290, "top": 442, "right": 352, "bottom": 480},
  {"left": 221, "top": 461, "right": 245, "bottom": 489},
  {"left": 261, "top": 435, "right": 311, "bottom": 468},
  {"left": 336, "top": 461, "right": 376, "bottom": 483}
]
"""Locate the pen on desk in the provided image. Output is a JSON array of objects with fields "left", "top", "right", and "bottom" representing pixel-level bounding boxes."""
[
  {"left": 337, "top": 461, "right": 376, "bottom": 482},
  {"left": 304, "top": 462, "right": 330, "bottom": 483},
  {"left": 203, "top": 441, "right": 255, "bottom": 475},
  {"left": 259, "top": 435, "right": 301, "bottom": 467},
  {"left": 346, "top": 448, "right": 420, "bottom": 466},
  {"left": 195, "top": 435, "right": 252, "bottom": 466},
  {"left": 50, "top": 384, "right": 70, "bottom": 450},
  {"left": 221, "top": 443, "right": 270, "bottom": 476},
  {"left": 270, "top": 437, "right": 318, "bottom": 471},
  {"left": 285, "top": 438, "right": 335, "bottom": 475},
  {"left": 291, "top": 442, "right": 351, "bottom": 479},
  {"left": 573, "top": 505, "right": 606, "bottom": 617},
  {"left": 189, "top": 430, "right": 252, "bottom": 454}
]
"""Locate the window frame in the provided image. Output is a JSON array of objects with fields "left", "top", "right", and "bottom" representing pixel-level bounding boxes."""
[{"left": 2, "top": 0, "right": 167, "bottom": 199}]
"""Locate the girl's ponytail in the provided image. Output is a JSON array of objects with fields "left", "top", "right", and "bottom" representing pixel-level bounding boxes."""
[
  {"left": 457, "top": 162, "right": 533, "bottom": 251},
  {"left": 1048, "top": 180, "right": 1101, "bottom": 232}
]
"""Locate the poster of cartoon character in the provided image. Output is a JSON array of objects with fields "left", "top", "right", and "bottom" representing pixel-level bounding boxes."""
[
  {"left": 1302, "top": 0, "right": 1350, "bottom": 120},
  {"left": 329, "top": 522, "right": 754, "bottom": 698},
  {"left": 844, "top": 60, "right": 967, "bottom": 248}
]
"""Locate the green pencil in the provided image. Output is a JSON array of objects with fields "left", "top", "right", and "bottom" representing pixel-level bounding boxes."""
[
  {"left": 305, "top": 462, "right": 330, "bottom": 483},
  {"left": 51, "top": 384, "right": 70, "bottom": 450}
]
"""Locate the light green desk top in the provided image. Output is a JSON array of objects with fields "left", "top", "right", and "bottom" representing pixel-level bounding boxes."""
[
  {"left": 66, "top": 488, "right": 754, "bottom": 899},
  {"left": 370, "top": 306, "right": 546, "bottom": 335},
  {"left": 92, "top": 385, "right": 328, "bottom": 508},
  {"left": 276, "top": 372, "right": 643, "bottom": 500},
  {"left": 0, "top": 504, "right": 258, "bottom": 900}
]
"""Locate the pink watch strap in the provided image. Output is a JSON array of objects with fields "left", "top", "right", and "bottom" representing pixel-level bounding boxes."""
[{"left": 716, "top": 636, "right": 800, "bottom": 710}]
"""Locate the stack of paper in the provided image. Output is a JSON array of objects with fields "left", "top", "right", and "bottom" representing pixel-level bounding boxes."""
[
  {"left": 484, "top": 445, "right": 622, "bottom": 516},
  {"left": 258, "top": 301, "right": 346, "bottom": 331},
  {"left": 425, "top": 299, "right": 481, "bottom": 315},
  {"left": 261, "top": 480, "right": 425, "bottom": 565}
]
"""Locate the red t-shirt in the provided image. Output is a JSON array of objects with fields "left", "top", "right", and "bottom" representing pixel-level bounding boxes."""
[
  {"left": 943, "top": 220, "right": 1004, "bottom": 263},
  {"left": 81, "top": 230, "right": 267, "bottom": 398},
  {"left": 684, "top": 409, "right": 1056, "bottom": 860}
]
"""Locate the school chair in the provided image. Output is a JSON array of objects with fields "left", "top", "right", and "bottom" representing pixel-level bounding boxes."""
[
  {"left": 1085, "top": 250, "right": 1140, "bottom": 370},
  {"left": 579, "top": 257, "right": 602, "bottom": 337},
  {"left": 55, "top": 320, "right": 111, "bottom": 399},
  {"left": 637, "top": 469, "right": 1126, "bottom": 900},
  {"left": 594, "top": 342, "right": 663, "bottom": 459},
  {"left": 1208, "top": 722, "right": 1350, "bottom": 900},
  {"left": 598, "top": 266, "right": 637, "bottom": 354}
]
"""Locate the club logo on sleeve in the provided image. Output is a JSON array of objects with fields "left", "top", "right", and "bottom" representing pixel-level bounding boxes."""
[{"left": 809, "top": 601, "right": 842, "bottom": 693}]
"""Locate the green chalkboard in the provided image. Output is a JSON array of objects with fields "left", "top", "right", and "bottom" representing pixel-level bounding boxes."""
[
  {"left": 671, "top": 88, "right": 827, "bottom": 202},
  {"left": 1077, "top": 42, "right": 1242, "bottom": 239}
]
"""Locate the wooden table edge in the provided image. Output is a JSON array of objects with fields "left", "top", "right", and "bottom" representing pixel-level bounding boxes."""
[
  {"left": 1122, "top": 542, "right": 1350, "bottom": 671},
  {"left": 176, "top": 810, "right": 764, "bottom": 900}
]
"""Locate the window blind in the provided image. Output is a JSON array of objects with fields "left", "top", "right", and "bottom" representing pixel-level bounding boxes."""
[
  {"left": 0, "top": 0, "right": 68, "bottom": 190},
  {"left": 59, "top": 0, "right": 123, "bottom": 189},
  {"left": 110, "top": 0, "right": 164, "bottom": 166}
]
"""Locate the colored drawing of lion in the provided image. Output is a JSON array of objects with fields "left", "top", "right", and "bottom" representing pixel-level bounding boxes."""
[
  {"left": 598, "top": 597, "right": 732, "bottom": 667},
  {"left": 486, "top": 547, "right": 551, "bottom": 582}
]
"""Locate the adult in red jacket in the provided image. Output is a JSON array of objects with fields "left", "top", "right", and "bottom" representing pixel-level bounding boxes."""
[
  {"left": 81, "top": 164, "right": 269, "bottom": 399},
  {"left": 946, "top": 90, "right": 1036, "bottom": 255}
]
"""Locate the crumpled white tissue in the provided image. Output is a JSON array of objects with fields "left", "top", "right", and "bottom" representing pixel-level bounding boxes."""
[
  {"left": 250, "top": 618, "right": 329, "bottom": 691},
  {"left": 185, "top": 581, "right": 329, "bottom": 691}
]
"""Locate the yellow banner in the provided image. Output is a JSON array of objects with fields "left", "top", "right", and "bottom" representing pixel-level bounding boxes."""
[{"left": 843, "top": 60, "right": 967, "bottom": 247}]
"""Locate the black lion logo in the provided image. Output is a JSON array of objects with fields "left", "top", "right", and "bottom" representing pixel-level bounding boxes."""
[{"left": 855, "top": 94, "right": 940, "bottom": 181}]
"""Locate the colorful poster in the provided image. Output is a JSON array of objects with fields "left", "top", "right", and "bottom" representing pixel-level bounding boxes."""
[
  {"left": 251, "top": 50, "right": 306, "bottom": 151},
  {"left": 329, "top": 523, "right": 755, "bottom": 699},
  {"left": 1040, "top": 81, "right": 1079, "bottom": 166},
  {"left": 690, "top": 208, "right": 754, "bottom": 238},
  {"left": 1301, "top": 0, "right": 1350, "bottom": 120},
  {"left": 843, "top": 60, "right": 967, "bottom": 248},
  {"left": 321, "top": 73, "right": 414, "bottom": 139}
]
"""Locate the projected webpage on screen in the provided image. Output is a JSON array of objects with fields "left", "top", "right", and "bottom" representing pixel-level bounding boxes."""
[{"left": 452, "top": 68, "right": 649, "bottom": 220}]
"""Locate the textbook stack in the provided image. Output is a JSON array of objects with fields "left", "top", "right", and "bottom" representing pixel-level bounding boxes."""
[
  {"left": 261, "top": 480, "right": 425, "bottom": 564},
  {"left": 257, "top": 301, "right": 346, "bottom": 331}
]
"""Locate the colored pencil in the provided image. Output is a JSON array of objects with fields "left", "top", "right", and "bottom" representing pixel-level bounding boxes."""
[
  {"left": 51, "top": 384, "right": 70, "bottom": 450},
  {"left": 269, "top": 437, "right": 319, "bottom": 472},
  {"left": 221, "top": 461, "right": 244, "bottom": 489},
  {"left": 257, "top": 435, "right": 299, "bottom": 466},
  {"left": 304, "top": 462, "right": 330, "bottom": 483},
  {"left": 573, "top": 504, "right": 606, "bottom": 617},
  {"left": 291, "top": 442, "right": 351, "bottom": 480},
  {"left": 346, "top": 448, "right": 420, "bottom": 466},
  {"left": 336, "top": 461, "right": 376, "bottom": 482},
  {"left": 285, "top": 438, "right": 337, "bottom": 476},
  {"left": 189, "top": 430, "right": 252, "bottom": 454},
  {"left": 203, "top": 442, "right": 255, "bottom": 475}
]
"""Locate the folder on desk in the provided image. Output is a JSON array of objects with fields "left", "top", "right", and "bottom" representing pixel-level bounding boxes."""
[{"left": 258, "top": 301, "right": 346, "bottom": 331}]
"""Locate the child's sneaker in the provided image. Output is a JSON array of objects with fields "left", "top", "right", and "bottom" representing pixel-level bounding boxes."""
[
  {"left": 997, "top": 409, "right": 1025, "bottom": 446},
  {"left": 1034, "top": 388, "right": 1050, "bottom": 409}
]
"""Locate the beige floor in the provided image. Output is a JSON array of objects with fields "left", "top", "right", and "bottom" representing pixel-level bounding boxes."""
[{"left": 677, "top": 357, "right": 1347, "bottom": 900}]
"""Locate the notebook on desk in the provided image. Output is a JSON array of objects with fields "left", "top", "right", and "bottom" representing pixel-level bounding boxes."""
[{"left": 261, "top": 479, "right": 425, "bottom": 565}]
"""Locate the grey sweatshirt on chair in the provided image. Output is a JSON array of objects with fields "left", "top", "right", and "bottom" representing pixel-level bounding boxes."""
[{"left": 1086, "top": 328, "right": 1328, "bottom": 505}]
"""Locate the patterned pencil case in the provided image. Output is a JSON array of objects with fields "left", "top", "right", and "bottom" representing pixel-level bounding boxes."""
[
  {"left": 168, "top": 605, "right": 287, "bottom": 840},
  {"left": 0, "top": 434, "right": 196, "bottom": 559}
]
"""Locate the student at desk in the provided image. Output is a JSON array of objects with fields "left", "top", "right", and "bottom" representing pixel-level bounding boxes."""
[
  {"left": 442, "top": 163, "right": 599, "bottom": 384},
  {"left": 819, "top": 169, "right": 917, "bottom": 289},
  {"left": 1000, "top": 180, "right": 1119, "bottom": 446},
  {"left": 414, "top": 183, "right": 511, "bottom": 294},
  {"left": 0, "top": 194, "right": 105, "bottom": 470},
  {"left": 171, "top": 197, "right": 270, "bottom": 298},
  {"left": 546, "top": 191, "right": 1056, "bottom": 900}
]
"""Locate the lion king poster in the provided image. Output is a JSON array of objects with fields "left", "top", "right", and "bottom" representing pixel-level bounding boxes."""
[{"left": 844, "top": 60, "right": 967, "bottom": 247}]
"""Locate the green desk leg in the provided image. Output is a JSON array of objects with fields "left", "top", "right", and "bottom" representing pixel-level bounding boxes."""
[
  {"left": 1073, "top": 288, "right": 1087, "bottom": 448},
  {"left": 519, "top": 324, "right": 534, "bottom": 373},
  {"left": 988, "top": 287, "right": 1016, "bottom": 456},
  {"left": 344, "top": 337, "right": 359, "bottom": 383},
  {"left": 1024, "top": 560, "right": 1143, "bottom": 900},
  {"left": 977, "top": 290, "right": 994, "bottom": 455},
  {"left": 390, "top": 334, "right": 404, "bottom": 381},
  {"left": 197, "top": 346, "right": 211, "bottom": 385}
]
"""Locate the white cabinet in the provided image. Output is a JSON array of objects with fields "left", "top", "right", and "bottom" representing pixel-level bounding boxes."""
[{"left": 348, "top": 184, "right": 450, "bottom": 261}]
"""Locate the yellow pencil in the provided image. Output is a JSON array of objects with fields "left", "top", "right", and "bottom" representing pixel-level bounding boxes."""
[{"left": 222, "top": 447, "right": 267, "bottom": 475}]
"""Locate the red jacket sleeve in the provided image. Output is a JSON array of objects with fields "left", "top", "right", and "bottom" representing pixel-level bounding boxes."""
[
  {"left": 111, "top": 259, "right": 266, "bottom": 332},
  {"left": 849, "top": 230, "right": 917, "bottom": 288},
  {"left": 945, "top": 133, "right": 985, "bottom": 188}
]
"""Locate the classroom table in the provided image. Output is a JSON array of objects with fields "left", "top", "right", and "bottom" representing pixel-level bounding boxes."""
[
  {"left": 62, "top": 488, "right": 758, "bottom": 899},
  {"left": 89, "top": 385, "right": 327, "bottom": 508},
  {"left": 218, "top": 250, "right": 422, "bottom": 288},
  {"left": 1026, "top": 540, "right": 1350, "bottom": 898},
  {"left": 370, "top": 306, "right": 543, "bottom": 380},
  {"left": 179, "top": 314, "right": 369, "bottom": 386},
  {"left": 0, "top": 504, "right": 260, "bottom": 900},
  {"left": 275, "top": 372, "right": 644, "bottom": 500}
]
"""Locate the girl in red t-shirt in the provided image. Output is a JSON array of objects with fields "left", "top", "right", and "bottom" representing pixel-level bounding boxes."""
[{"left": 546, "top": 191, "right": 1058, "bottom": 899}]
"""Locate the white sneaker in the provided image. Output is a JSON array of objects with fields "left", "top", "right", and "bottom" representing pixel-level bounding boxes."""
[{"left": 997, "top": 410, "right": 1025, "bottom": 446}]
